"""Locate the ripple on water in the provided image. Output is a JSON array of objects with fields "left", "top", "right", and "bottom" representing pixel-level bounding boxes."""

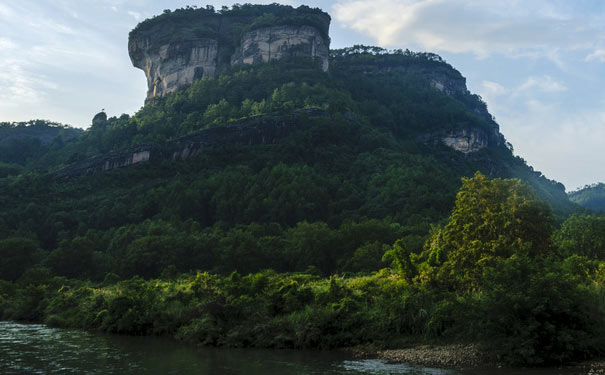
[
  {"left": 1, "top": 321, "right": 463, "bottom": 375},
  {"left": 341, "top": 359, "right": 456, "bottom": 375}
]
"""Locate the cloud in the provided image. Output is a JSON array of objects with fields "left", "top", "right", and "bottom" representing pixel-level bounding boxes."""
[
  {"left": 0, "top": 3, "right": 12, "bottom": 18},
  {"left": 127, "top": 11, "right": 142, "bottom": 21},
  {"left": 481, "top": 80, "right": 506, "bottom": 96},
  {"left": 586, "top": 49, "right": 605, "bottom": 62},
  {"left": 504, "top": 104, "right": 605, "bottom": 190},
  {"left": 517, "top": 75, "right": 567, "bottom": 94},
  {"left": 0, "top": 60, "right": 57, "bottom": 106},
  {"left": 333, "top": 0, "right": 603, "bottom": 59},
  {"left": 476, "top": 76, "right": 604, "bottom": 190},
  {"left": 480, "top": 76, "right": 567, "bottom": 101},
  {"left": 27, "top": 18, "right": 75, "bottom": 35},
  {"left": 0, "top": 37, "right": 17, "bottom": 49}
]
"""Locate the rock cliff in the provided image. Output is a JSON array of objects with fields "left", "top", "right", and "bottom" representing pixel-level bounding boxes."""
[
  {"left": 128, "top": 5, "right": 330, "bottom": 101},
  {"left": 440, "top": 127, "right": 489, "bottom": 154},
  {"left": 129, "top": 38, "right": 219, "bottom": 100},
  {"left": 55, "top": 110, "right": 326, "bottom": 179},
  {"left": 232, "top": 25, "right": 329, "bottom": 71}
]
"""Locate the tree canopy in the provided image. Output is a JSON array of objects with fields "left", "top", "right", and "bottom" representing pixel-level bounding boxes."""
[{"left": 416, "top": 172, "right": 555, "bottom": 291}]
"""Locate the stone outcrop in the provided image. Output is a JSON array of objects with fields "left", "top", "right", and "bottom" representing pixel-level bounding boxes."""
[
  {"left": 429, "top": 77, "right": 503, "bottom": 152},
  {"left": 441, "top": 127, "right": 489, "bottom": 154},
  {"left": 55, "top": 110, "right": 326, "bottom": 179},
  {"left": 128, "top": 6, "right": 330, "bottom": 101},
  {"left": 129, "top": 38, "right": 219, "bottom": 100},
  {"left": 421, "top": 126, "right": 494, "bottom": 154},
  {"left": 232, "top": 26, "right": 329, "bottom": 72},
  {"left": 430, "top": 77, "right": 466, "bottom": 97}
]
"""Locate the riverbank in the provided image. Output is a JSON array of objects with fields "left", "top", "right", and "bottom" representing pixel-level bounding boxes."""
[
  {"left": 2, "top": 267, "right": 604, "bottom": 368},
  {"left": 372, "top": 345, "right": 605, "bottom": 374}
]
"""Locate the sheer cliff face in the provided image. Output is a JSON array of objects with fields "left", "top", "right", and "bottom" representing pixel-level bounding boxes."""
[
  {"left": 129, "top": 16, "right": 330, "bottom": 101},
  {"left": 129, "top": 38, "right": 219, "bottom": 101},
  {"left": 232, "top": 26, "right": 329, "bottom": 72}
]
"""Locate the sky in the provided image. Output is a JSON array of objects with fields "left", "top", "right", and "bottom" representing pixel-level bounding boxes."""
[{"left": 0, "top": 1, "right": 604, "bottom": 191}]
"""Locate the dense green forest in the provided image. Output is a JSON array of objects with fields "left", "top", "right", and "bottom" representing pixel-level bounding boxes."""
[
  {"left": 570, "top": 183, "right": 605, "bottom": 212},
  {"left": 1, "top": 42, "right": 603, "bottom": 366},
  {"left": 0, "top": 120, "right": 81, "bottom": 177}
]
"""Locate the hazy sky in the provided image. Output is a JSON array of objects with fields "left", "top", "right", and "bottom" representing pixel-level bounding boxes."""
[{"left": 0, "top": 1, "right": 604, "bottom": 190}]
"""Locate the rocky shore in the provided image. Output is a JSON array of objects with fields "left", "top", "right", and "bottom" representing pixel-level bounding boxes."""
[
  {"left": 349, "top": 344, "right": 605, "bottom": 374},
  {"left": 377, "top": 344, "right": 490, "bottom": 369}
]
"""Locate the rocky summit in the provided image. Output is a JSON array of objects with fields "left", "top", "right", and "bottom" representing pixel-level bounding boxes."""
[{"left": 128, "top": 5, "right": 330, "bottom": 101}]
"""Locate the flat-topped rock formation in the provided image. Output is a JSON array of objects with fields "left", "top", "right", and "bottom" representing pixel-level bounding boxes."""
[{"left": 128, "top": 5, "right": 330, "bottom": 101}]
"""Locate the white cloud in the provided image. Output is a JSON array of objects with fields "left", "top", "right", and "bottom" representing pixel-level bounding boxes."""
[
  {"left": 0, "top": 3, "right": 13, "bottom": 18},
  {"left": 0, "top": 37, "right": 17, "bottom": 49},
  {"left": 517, "top": 75, "right": 567, "bottom": 94},
  {"left": 480, "top": 76, "right": 567, "bottom": 101},
  {"left": 333, "top": 0, "right": 602, "bottom": 59},
  {"left": 27, "top": 19, "right": 75, "bottom": 35},
  {"left": 0, "top": 60, "right": 57, "bottom": 106},
  {"left": 586, "top": 49, "right": 605, "bottom": 62},
  {"left": 508, "top": 106, "right": 605, "bottom": 190},
  {"left": 128, "top": 11, "right": 142, "bottom": 21},
  {"left": 481, "top": 80, "right": 506, "bottom": 96},
  {"left": 476, "top": 79, "right": 605, "bottom": 190}
]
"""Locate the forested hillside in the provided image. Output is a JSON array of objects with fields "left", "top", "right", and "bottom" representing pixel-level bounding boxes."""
[
  {"left": 0, "top": 8, "right": 603, "bottom": 365},
  {"left": 570, "top": 183, "right": 605, "bottom": 212},
  {"left": 0, "top": 51, "right": 577, "bottom": 277},
  {"left": 0, "top": 120, "right": 81, "bottom": 177}
]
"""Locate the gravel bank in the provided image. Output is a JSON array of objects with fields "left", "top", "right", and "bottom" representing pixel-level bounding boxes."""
[
  {"left": 375, "top": 345, "right": 605, "bottom": 374},
  {"left": 376, "top": 344, "right": 490, "bottom": 369}
]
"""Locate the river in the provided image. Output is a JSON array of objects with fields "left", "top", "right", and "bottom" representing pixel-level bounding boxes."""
[
  {"left": 0, "top": 321, "right": 454, "bottom": 375},
  {"left": 0, "top": 321, "right": 597, "bottom": 375}
]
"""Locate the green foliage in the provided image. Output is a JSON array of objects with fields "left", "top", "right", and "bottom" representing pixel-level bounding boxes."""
[
  {"left": 374, "top": 172, "right": 605, "bottom": 364},
  {"left": 417, "top": 172, "right": 555, "bottom": 291},
  {"left": 130, "top": 4, "right": 330, "bottom": 48},
  {"left": 554, "top": 214, "right": 605, "bottom": 259},
  {"left": 0, "top": 35, "right": 594, "bottom": 366},
  {"left": 1, "top": 258, "right": 601, "bottom": 365},
  {"left": 0, "top": 237, "right": 38, "bottom": 281},
  {"left": 0, "top": 120, "right": 81, "bottom": 166},
  {"left": 477, "top": 255, "right": 604, "bottom": 365},
  {"left": 569, "top": 183, "right": 605, "bottom": 212},
  {"left": 382, "top": 239, "right": 418, "bottom": 283}
]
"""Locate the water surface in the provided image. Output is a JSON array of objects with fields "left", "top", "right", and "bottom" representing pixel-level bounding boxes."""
[
  {"left": 1, "top": 322, "right": 594, "bottom": 375},
  {"left": 0, "top": 321, "right": 452, "bottom": 375}
]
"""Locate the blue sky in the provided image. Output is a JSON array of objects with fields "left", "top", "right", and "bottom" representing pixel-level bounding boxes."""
[{"left": 0, "top": 1, "right": 604, "bottom": 190}]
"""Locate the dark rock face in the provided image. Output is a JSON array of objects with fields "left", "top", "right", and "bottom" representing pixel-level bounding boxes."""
[{"left": 55, "top": 112, "right": 322, "bottom": 179}]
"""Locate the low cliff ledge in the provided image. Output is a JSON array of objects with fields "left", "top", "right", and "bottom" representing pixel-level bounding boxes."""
[{"left": 55, "top": 110, "right": 326, "bottom": 179}]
